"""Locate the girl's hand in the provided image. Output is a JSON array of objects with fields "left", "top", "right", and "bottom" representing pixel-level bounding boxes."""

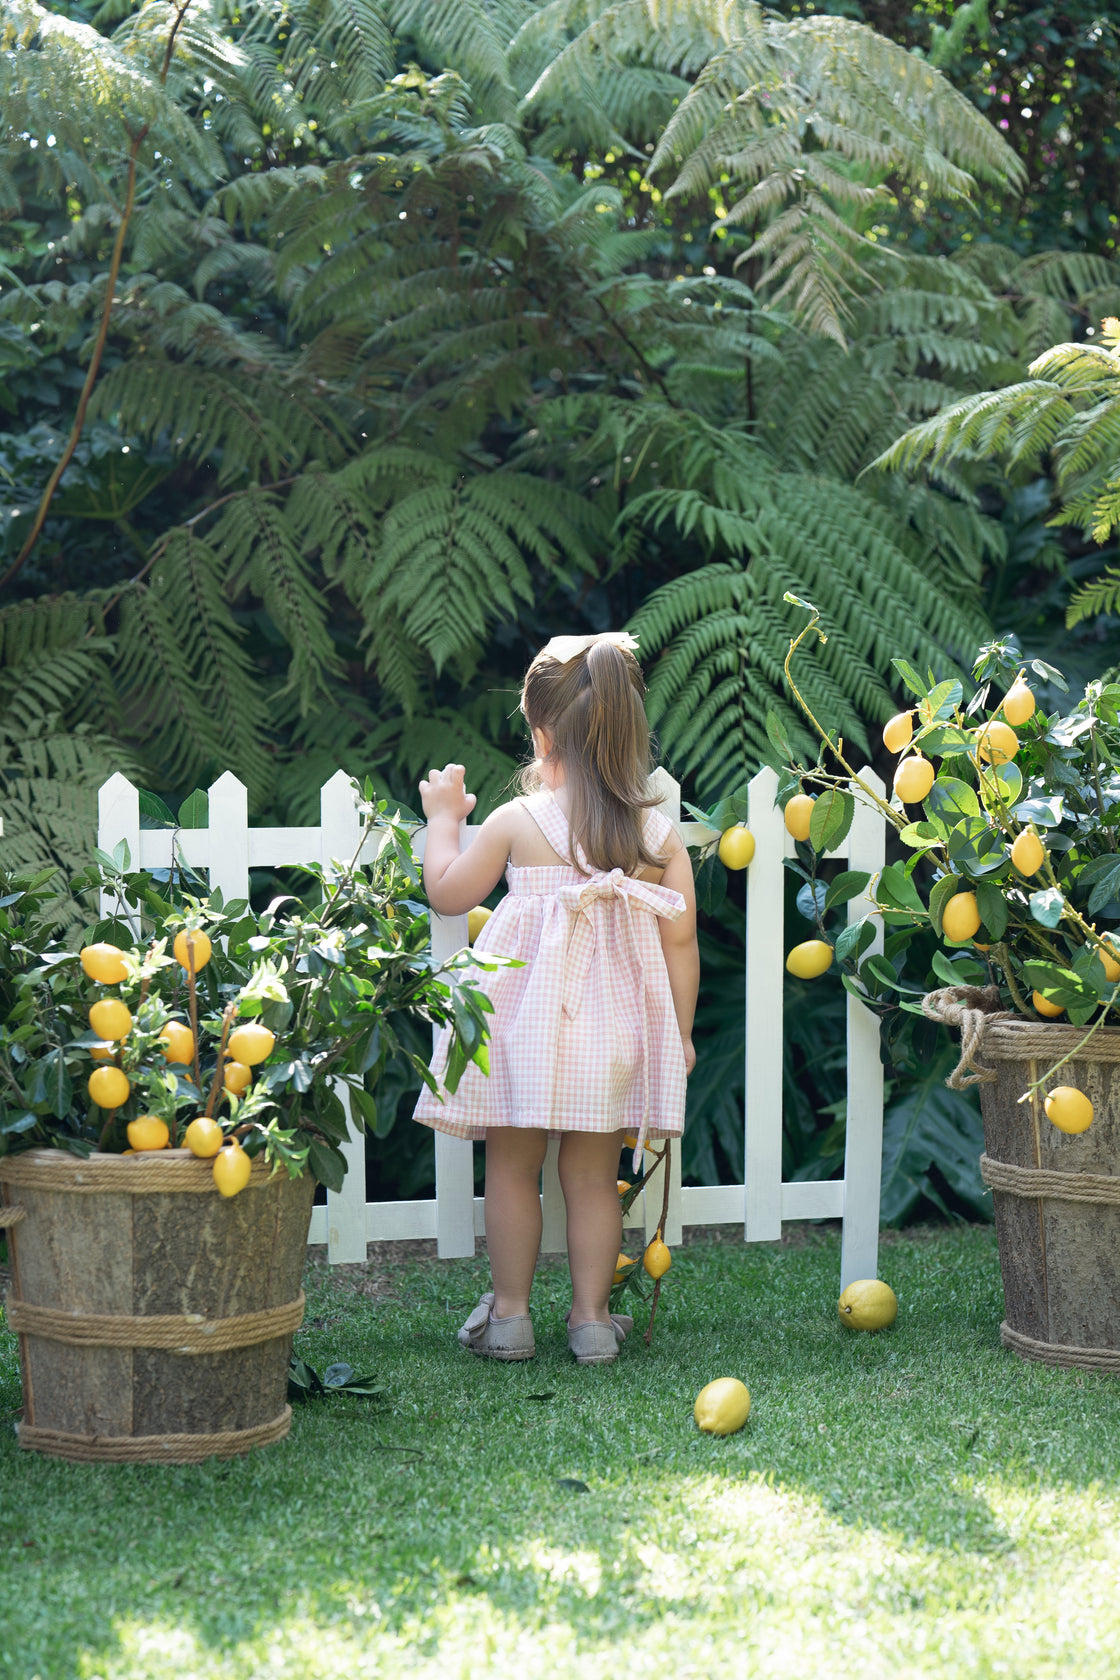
[
  {"left": 682, "top": 1037, "right": 696, "bottom": 1076},
  {"left": 419, "top": 763, "right": 477, "bottom": 824}
]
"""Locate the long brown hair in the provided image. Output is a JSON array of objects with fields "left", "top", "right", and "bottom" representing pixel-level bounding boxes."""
[{"left": 519, "top": 637, "right": 665, "bottom": 875}]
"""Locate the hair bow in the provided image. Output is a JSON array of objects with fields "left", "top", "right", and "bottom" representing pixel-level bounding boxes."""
[{"left": 539, "top": 630, "right": 640, "bottom": 666}]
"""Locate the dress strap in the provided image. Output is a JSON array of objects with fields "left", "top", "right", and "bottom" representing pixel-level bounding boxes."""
[{"left": 519, "top": 792, "right": 575, "bottom": 864}]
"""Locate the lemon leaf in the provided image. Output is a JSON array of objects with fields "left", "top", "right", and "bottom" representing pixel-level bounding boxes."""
[
  {"left": 823, "top": 870, "right": 871, "bottom": 911},
  {"left": 809, "top": 788, "right": 853, "bottom": 853},
  {"left": 1028, "top": 887, "right": 1065, "bottom": 929},
  {"left": 975, "top": 880, "right": 1009, "bottom": 940}
]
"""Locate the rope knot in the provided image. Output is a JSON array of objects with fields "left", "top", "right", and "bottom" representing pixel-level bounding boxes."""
[{"left": 921, "top": 985, "right": 1015, "bottom": 1088}]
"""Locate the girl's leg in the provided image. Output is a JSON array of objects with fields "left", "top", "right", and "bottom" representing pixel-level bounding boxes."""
[
  {"left": 484, "top": 1127, "right": 549, "bottom": 1319},
  {"left": 558, "top": 1129, "right": 626, "bottom": 1325}
]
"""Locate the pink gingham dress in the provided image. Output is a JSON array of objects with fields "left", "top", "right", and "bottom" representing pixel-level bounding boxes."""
[{"left": 413, "top": 791, "right": 687, "bottom": 1150}]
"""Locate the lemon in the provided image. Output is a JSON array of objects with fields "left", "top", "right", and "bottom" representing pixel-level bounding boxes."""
[
  {"left": 882, "top": 711, "right": 914, "bottom": 753},
  {"left": 90, "top": 1044, "right": 113, "bottom": 1061},
  {"left": 613, "top": 1253, "right": 636, "bottom": 1285},
  {"left": 173, "top": 929, "right": 213, "bottom": 973},
  {"left": 643, "top": 1235, "right": 672, "bottom": 1279},
  {"left": 718, "top": 825, "right": 756, "bottom": 870},
  {"left": 1044, "top": 1086, "right": 1094, "bottom": 1134},
  {"left": 785, "top": 939, "right": 834, "bottom": 979},
  {"left": 467, "top": 906, "right": 492, "bottom": 944},
  {"left": 616, "top": 1179, "right": 631, "bottom": 1195},
  {"left": 227, "top": 1023, "right": 275, "bottom": 1066},
  {"left": 184, "top": 1116, "right": 224, "bottom": 1158},
  {"left": 88, "top": 1065, "right": 130, "bottom": 1109},
  {"left": 893, "top": 755, "right": 935, "bottom": 803},
  {"left": 623, "top": 1133, "right": 639, "bottom": 1149},
  {"left": 159, "top": 1020, "right": 195, "bottom": 1064},
  {"left": 975, "top": 720, "right": 1019, "bottom": 765},
  {"left": 126, "top": 1115, "right": 170, "bottom": 1151},
  {"left": 89, "top": 998, "right": 133, "bottom": 1042},
  {"left": 221, "top": 1058, "right": 252, "bottom": 1095},
  {"left": 694, "top": 1378, "right": 751, "bottom": 1436},
  {"left": 941, "top": 891, "right": 981, "bottom": 944},
  {"left": 1096, "top": 939, "right": 1120, "bottom": 984},
  {"left": 1032, "top": 990, "right": 1064, "bottom": 1019},
  {"left": 838, "top": 1279, "right": 898, "bottom": 1331},
  {"left": 80, "top": 943, "right": 129, "bottom": 984},
  {"left": 1002, "top": 680, "right": 1036, "bottom": 726},
  {"left": 1010, "top": 830, "right": 1045, "bottom": 877},
  {"left": 213, "top": 1142, "right": 253, "bottom": 1198},
  {"left": 784, "top": 794, "right": 815, "bottom": 843}
]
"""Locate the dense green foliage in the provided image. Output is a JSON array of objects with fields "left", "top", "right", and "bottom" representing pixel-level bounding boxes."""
[{"left": 2, "top": 0, "right": 1119, "bottom": 1203}]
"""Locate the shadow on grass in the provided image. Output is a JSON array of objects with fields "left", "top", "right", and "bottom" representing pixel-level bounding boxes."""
[{"left": 4, "top": 1224, "right": 1120, "bottom": 1677}]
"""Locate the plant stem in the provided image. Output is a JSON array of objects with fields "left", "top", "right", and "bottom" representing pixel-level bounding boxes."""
[{"left": 205, "top": 1002, "right": 238, "bottom": 1119}]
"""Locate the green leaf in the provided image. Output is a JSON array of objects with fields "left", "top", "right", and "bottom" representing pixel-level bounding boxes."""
[
  {"left": 1022, "top": 961, "right": 1097, "bottom": 1008},
  {"left": 926, "top": 777, "right": 980, "bottom": 824},
  {"left": 178, "top": 790, "right": 209, "bottom": 828},
  {"left": 975, "top": 879, "right": 1009, "bottom": 941},
  {"left": 138, "top": 789, "right": 177, "bottom": 826},
  {"left": 835, "top": 918, "right": 876, "bottom": 962},
  {"left": 877, "top": 863, "right": 926, "bottom": 916},
  {"left": 917, "top": 680, "right": 963, "bottom": 725},
  {"left": 307, "top": 1140, "right": 346, "bottom": 1193},
  {"left": 1030, "top": 658, "right": 1068, "bottom": 692},
  {"left": 809, "top": 789, "right": 854, "bottom": 854},
  {"left": 824, "top": 871, "right": 871, "bottom": 912},
  {"left": 880, "top": 1052, "right": 988, "bottom": 1225},
  {"left": 1014, "top": 796, "right": 1064, "bottom": 828},
  {"left": 694, "top": 851, "right": 727, "bottom": 916},
  {"left": 765, "top": 710, "right": 794, "bottom": 761},
  {"left": 899, "top": 820, "right": 946, "bottom": 852},
  {"left": 1029, "top": 887, "right": 1066, "bottom": 929},
  {"left": 892, "top": 658, "right": 928, "bottom": 699},
  {"left": 929, "top": 950, "right": 986, "bottom": 987}
]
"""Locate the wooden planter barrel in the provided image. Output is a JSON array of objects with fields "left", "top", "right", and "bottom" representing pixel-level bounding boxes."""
[
  {"left": 0, "top": 1148, "right": 314, "bottom": 1463},
  {"left": 926, "top": 989, "right": 1120, "bottom": 1373}
]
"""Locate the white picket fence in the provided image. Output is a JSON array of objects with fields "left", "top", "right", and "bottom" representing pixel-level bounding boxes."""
[{"left": 97, "top": 763, "right": 886, "bottom": 1287}]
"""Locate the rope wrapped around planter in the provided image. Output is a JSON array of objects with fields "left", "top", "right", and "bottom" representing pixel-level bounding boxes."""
[
  {"left": 6, "top": 1291, "right": 305, "bottom": 1353},
  {"left": 17, "top": 1407, "right": 293, "bottom": 1464},
  {"left": 0, "top": 1148, "right": 273, "bottom": 1194},
  {"left": 980, "top": 1154, "right": 1120, "bottom": 1205},
  {"left": 922, "top": 986, "right": 1120, "bottom": 1087}
]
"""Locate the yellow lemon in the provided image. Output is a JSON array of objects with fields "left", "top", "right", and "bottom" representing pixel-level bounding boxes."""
[
  {"left": 89, "top": 998, "right": 133, "bottom": 1042},
  {"left": 226, "top": 1023, "right": 276, "bottom": 1066},
  {"left": 623, "top": 1133, "right": 639, "bottom": 1149},
  {"left": 893, "top": 756, "right": 935, "bottom": 803},
  {"left": 88, "top": 1065, "right": 130, "bottom": 1109},
  {"left": 838, "top": 1279, "right": 898, "bottom": 1331},
  {"left": 616, "top": 1179, "right": 631, "bottom": 1195},
  {"left": 643, "top": 1236, "right": 672, "bottom": 1279},
  {"left": 613, "top": 1253, "right": 636, "bottom": 1286},
  {"left": 718, "top": 825, "right": 756, "bottom": 870},
  {"left": 941, "top": 891, "right": 981, "bottom": 944},
  {"left": 975, "top": 720, "right": 1019, "bottom": 765},
  {"left": 80, "top": 943, "right": 129, "bottom": 984},
  {"left": 184, "top": 1116, "right": 224, "bottom": 1158},
  {"left": 1096, "top": 939, "right": 1120, "bottom": 984},
  {"left": 467, "top": 906, "right": 492, "bottom": 944},
  {"left": 785, "top": 939, "right": 834, "bottom": 980},
  {"left": 1032, "top": 990, "right": 1064, "bottom": 1019},
  {"left": 1002, "top": 680, "right": 1036, "bottom": 726},
  {"left": 212, "top": 1143, "right": 253, "bottom": 1198},
  {"left": 882, "top": 711, "right": 914, "bottom": 753},
  {"left": 784, "top": 794, "right": 815, "bottom": 842},
  {"left": 1045, "top": 1086, "right": 1094, "bottom": 1134},
  {"left": 222, "top": 1059, "right": 252, "bottom": 1096},
  {"left": 694, "top": 1377, "right": 751, "bottom": 1436},
  {"left": 159, "top": 1021, "right": 195, "bottom": 1064},
  {"left": 173, "top": 928, "right": 213, "bottom": 973},
  {"left": 1010, "top": 830, "right": 1045, "bottom": 877},
  {"left": 126, "top": 1115, "right": 170, "bottom": 1151},
  {"left": 90, "top": 1044, "right": 113, "bottom": 1061}
]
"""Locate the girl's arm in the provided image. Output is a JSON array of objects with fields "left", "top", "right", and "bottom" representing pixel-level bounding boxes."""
[
  {"left": 658, "top": 841, "right": 699, "bottom": 1075},
  {"left": 419, "top": 763, "right": 514, "bottom": 915}
]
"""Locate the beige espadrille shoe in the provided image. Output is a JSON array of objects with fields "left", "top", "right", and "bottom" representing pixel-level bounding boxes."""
[
  {"left": 458, "top": 1292, "right": 535, "bottom": 1360},
  {"left": 566, "top": 1312, "right": 633, "bottom": 1365}
]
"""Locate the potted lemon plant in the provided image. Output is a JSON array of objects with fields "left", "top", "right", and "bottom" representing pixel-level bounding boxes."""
[
  {"left": 774, "top": 597, "right": 1120, "bottom": 1371},
  {"left": 0, "top": 795, "right": 497, "bottom": 1461}
]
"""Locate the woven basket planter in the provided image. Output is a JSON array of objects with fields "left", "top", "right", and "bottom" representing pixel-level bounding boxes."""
[
  {"left": 0, "top": 1148, "right": 314, "bottom": 1463},
  {"left": 925, "top": 987, "right": 1120, "bottom": 1373}
]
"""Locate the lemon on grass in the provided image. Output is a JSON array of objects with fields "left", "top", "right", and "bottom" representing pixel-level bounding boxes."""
[
  {"left": 785, "top": 939, "right": 833, "bottom": 979},
  {"left": 784, "top": 794, "right": 816, "bottom": 842},
  {"left": 159, "top": 1020, "right": 195, "bottom": 1064},
  {"left": 1010, "top": 830, "right": 1045, "bottom": 878},
  {"left": 893, "top": 755, "right": 935, "bottom": 804},
  {"left": 1045, "top": 1086, "right": 1094, "bottom": 1134},
  {"left": 88, "top": 1065, "right": 130, "bottom": 1110},
  {"left": 718, "top": 826, "right": 756, "bottom": 870},
  {"left": 882, "top": 710, "right": 914, "bottom": 754},
  {"left": 1002, "top": 680, "right": 1036, "bottom": 726},
  {"left": 173, "top": 928, "right": 212, "bottom": 973},
  {"left": 643, "top": 1235, "right": 671, "bottom": 1279},
  {"left": 1032, "top": 990, "right": 1064, "bottom": 1019},
  {"left": 184, "top": 1116, "right": 224, "bottom": 1158},
  {"left": 838, "top": 1279, "right": 898, "bottom": 1331},
  {"left": 89, "top": 998, "right": 133, "bottom": 1042},
  {"left": 467, "top": 906, "right": 492, "bottom": 944},
  {"left": 80, "top": 942, "right": 129, "bottom": 985},
  {"left": 975, "top": 720, "right": 1019, "bottom": 765},
  {"left": 126, "top": 1115, "right": 170, "bottom": 1152},
  {"left": 941, "top": 892, "right": 981, "bottom": 944},
  {"left": 227, "top": 1022, "right": 275, "bottom": 1066},
  {"left": 613, "top": 1253, "right": 636, "bottom": 1286},
  {"left": 213, "top": 1142, "right": 253, "bottom": 1198},
  {"left": 694, "top": 1378, "right": 751, "bottom": 1437}
]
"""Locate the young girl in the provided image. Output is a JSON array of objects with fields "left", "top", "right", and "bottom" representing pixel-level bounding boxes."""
[{"left": 414, "top": 632, "right": 699, "bottom": 1365}]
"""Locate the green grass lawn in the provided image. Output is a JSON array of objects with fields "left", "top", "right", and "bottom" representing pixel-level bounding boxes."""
[{"left": 4, "top": 1224, "right": 1120, "bottom": 1679}]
